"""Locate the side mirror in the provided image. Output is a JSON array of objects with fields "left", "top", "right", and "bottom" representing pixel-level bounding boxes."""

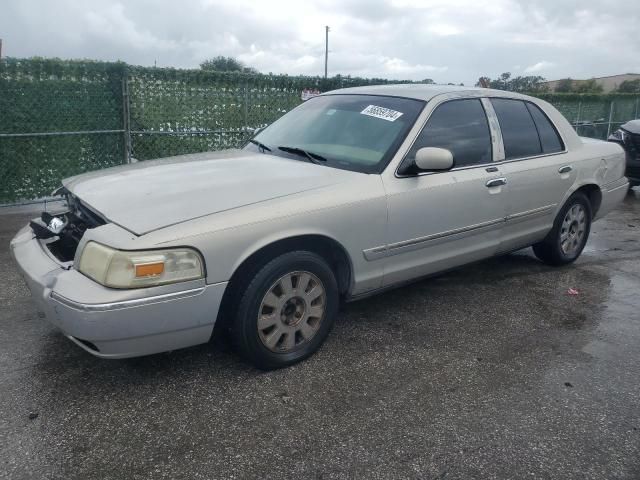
[{"left": 414, "top": 147, "right": 454, "bottom": 171}]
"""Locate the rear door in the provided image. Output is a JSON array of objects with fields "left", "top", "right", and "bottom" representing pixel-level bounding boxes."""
[
  {"left": 379, "top": 98, "right": 508, "bottom": 287},
  {"left": 489, "top": 98, "right": 575, "bottom": 252}
]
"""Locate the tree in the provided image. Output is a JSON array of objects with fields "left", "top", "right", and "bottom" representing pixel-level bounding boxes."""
[
  {"left": 554, "top": 78, "right": 573, "bottom": 93},
  {"left": 199, "top": 56, "right": 257, "bottom": 73},
  {"left": 475, "top": 76, "right": 491, "bottom": 88},
  {"left": 573, "top": 78, "right": 603, "bottom": 93},
  {"left": 421, "top": 78, "right": 435, "bottom": 84},
  {"left": 509, "top": 75, "right": 547, "bottom": 92},
  {"left": 494, "top": 72, "right": 512, "bottom": 90},
  {"left": 616, "top": 79, "right": 640, "bottom": 93},
  {"left": 553, "top": 77, "right": 604, "bottom": 93},
  {"left": 475, "top": 73, "right": 546, "bottom": 92}
]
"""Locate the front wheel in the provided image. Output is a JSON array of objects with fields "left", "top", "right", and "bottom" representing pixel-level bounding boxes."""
[
  {"left": 533, "top": 192, "right": 592, "bottom": 266},
  {"left": 231, "top": 251, "right": 339, "bottom": 370}
]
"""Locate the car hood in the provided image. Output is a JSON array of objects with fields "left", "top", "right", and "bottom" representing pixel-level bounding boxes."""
[
  {"left": 621, "top": 119, "right": 640, "bottom": 135},
  {"left": 63, "top": 149, "right": 358, "bottom": 235}
]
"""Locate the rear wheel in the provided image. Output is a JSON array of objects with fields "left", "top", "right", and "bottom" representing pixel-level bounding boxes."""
[
  {"left": 231, "top": 251, "right": 339, "bottom": 370},
  {"left": 533, "top": 192, "right": 592, "bottom": 266}
]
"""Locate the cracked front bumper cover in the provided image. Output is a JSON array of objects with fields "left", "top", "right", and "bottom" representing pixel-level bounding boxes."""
[{"left": 10, "top": 224, "right": 228, "bottom": 358}]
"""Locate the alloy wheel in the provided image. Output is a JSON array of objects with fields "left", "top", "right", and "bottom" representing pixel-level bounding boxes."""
[
  {"left": 257, "top": 271, "right": 326, "bottom": 352},
  {"left": 560, "top": 203, "right": 587, "bottom": 255}
]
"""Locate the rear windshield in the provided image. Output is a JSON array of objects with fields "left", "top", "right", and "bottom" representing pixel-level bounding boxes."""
[{"left": 244, "top": 94, "right": 424, "bottom": 173}]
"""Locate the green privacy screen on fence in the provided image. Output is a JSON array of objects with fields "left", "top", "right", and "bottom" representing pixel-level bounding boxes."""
[{"left": 1, "top": 57, "right": 639, "bottom": 203}]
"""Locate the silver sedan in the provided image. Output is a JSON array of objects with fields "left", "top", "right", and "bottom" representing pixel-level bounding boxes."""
[{"left": 11, "top": 84, "right": 629, "bottom": 369}]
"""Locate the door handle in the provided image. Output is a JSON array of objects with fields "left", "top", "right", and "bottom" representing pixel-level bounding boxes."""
[
  {"left": 486, "top": 177, "right": 507, "bottom": 188},
  {"left": 558, "top": 165, "right": 573, "bottom": 174}
]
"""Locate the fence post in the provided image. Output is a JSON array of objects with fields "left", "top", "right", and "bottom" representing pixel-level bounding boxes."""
[
  {"left": 575, "top": 101, "right": 582, "bottom": 135},
  {"left": 243, "top": 81, "right": 249, "bottom": 141},
  {"left": 606, "top": 99, "right": 615, "bottom": 137},
  {"left": 121, "top": 74, "right": 132, "bottom": 164},
  {"left": 635, "top": 97, "right": 639, "bottom": 120}
]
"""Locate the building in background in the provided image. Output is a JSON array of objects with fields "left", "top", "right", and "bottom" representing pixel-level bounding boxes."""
[{"left": 543, "top": 73, "right": 640, "bottom": 93}]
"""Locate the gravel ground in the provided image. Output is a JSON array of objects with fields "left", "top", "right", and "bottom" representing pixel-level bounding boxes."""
[{"left": 1, "top": 192, "right": 639, "bottom": 480}]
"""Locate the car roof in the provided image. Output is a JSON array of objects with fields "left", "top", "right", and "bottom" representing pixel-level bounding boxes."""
[{"left": 321, "top": 83, "right": 530, "bottom": 102}]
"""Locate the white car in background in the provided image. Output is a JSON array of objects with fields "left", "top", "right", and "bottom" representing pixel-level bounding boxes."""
[{"left": 11, "top": 84, "right": 629, "bottom": 369}]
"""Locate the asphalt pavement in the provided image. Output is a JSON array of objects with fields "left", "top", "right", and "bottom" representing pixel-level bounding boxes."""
[{"left": 1, "top": 192, "right": 639, "bottom": 479}]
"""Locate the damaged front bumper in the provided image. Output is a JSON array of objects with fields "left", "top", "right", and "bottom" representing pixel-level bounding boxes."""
[{"left": 10, "top": 224, "right": 227, "bottom": 358}]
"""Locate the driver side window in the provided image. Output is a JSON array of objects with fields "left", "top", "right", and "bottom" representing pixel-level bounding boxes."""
[{"left": 406, "top": 99, "right": 492, "bottom": 168}]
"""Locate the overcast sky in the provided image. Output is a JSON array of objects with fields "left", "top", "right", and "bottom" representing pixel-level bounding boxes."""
[{"left": 2, "top": 0, "right": 639, "bottom": 85}]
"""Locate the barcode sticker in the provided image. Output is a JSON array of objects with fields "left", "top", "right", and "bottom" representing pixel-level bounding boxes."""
[{"left": 360, "top": 105, "right": 404, "bottom": 122}]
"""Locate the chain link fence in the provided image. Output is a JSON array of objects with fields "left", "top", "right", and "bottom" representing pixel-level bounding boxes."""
[
  {"left": 2, "top": 58, "right": 639, "bottom": 204},
  {"left": 537, "top": 93, "right": 640, "bottom": 140},
  {"left": 126, "top": 69, "right": 302, "bottom": 160},
  {"left": 0, "top": 60, "right": 127, "bottom": 203}
]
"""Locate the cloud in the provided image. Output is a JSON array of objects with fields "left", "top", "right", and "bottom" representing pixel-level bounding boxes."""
[
  {"left": 84, "top": 4, "right": 177, "bottom": 51},
  {"left": 1, "top": 0, "right": 639, "bottom": 84},
  {"left": 382, "top": 57, "right": 447, "bottom": 75},
  {"left": 524, "top": 61, "right": 555, "bottom": 73},
  {"left": 427, "top": 24, "right": 463, "bottom": 36}
]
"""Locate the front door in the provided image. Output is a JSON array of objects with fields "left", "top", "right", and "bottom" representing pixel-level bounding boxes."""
[{"left": 379, "top": 98, "right": 508, "bottom": 287}]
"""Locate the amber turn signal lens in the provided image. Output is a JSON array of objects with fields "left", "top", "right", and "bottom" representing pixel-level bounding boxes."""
[{"left": 135, "top": 262, "right": 165, "bottom": 278}]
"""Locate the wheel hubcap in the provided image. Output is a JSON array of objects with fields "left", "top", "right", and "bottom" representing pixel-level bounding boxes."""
[
  {"left": 281, "top": 297, "right": 305, "bottom": 327},
  {"left": 560, "top": 204, "right": 587, "bottom": 256},
  {"left": 257, "top": 271, "right": 326, "bottom": 353}
]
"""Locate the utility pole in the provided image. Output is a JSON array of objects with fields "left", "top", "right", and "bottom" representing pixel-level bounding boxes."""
[
  {"left": 0, "top": 39, "right": 3, "bottom": 60},
  {"left": 324, "top": 26, "right": 329, "bottom": 79}
]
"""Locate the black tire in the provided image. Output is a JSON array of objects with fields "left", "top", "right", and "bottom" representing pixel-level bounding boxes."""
[
  {"left": 231, "top": 251, "right": 339, "bottom": 370},
  {"left": 533, "top": 192, "right": 592, "bottom": 266}
]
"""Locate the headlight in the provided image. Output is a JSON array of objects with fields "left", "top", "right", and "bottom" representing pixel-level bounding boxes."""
[
  {"left": 609, "top": 129, "right": 628, "bottom": 143},
  {"left": 78, "top": 242, "right": 204, "bottom": 288}
]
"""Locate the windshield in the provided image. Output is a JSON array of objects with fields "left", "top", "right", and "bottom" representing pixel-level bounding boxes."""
[{"left": 243, "top": 94, "right": 425, "bottom": 173}]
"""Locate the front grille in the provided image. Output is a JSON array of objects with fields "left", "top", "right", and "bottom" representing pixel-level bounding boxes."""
[
  {"left": 69, "top": 196, "right": 107, "bottom": 228},
  {"left": 43, "top": 212, "right": 87, "bottom": 262},
  {"left": 38, "top": 194, "right": 107, "bottom": 263}
]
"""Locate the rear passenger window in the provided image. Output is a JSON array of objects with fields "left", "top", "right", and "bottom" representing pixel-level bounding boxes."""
[
  {"left": 526, "top": 102, "right": 564, "bottom": 153},
  {"left": 491, "top": 98, "right": 542, "bottom": 159},
  {"left": 406, "top": 99, "right": 492, "bottom": 167}
]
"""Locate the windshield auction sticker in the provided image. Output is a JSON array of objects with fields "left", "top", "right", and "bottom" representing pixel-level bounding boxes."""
[{"left": 360, "top": 105, "right": 404, "bottom": 122}]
